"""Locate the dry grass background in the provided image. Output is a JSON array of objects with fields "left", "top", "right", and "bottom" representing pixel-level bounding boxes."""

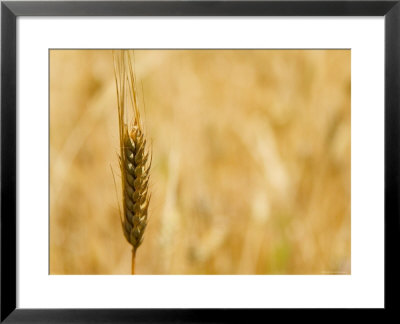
[{"left": 50, "top": 49, "right": 351, "bottom": 274}]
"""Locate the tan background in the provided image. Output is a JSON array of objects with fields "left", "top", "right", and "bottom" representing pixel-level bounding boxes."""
[{"left": 50, "top": 50, "right": 351, "bottom": 274}]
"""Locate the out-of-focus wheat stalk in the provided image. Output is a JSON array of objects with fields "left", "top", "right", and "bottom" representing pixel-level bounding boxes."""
[{"left": 113, "top": 50, "right": 152, "bottom": 274}]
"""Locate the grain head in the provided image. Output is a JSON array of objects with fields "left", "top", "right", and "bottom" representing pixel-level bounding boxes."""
[{"left": 113, "top": 50, "right": 151, "bottom": 268}]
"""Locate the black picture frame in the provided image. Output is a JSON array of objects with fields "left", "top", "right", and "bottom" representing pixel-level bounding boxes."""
[{"left": 1, "top": 0, "right": 399, "bottom": 322}]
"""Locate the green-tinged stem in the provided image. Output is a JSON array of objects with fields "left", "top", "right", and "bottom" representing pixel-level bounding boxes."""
[{"left": 131, "top": 248, "right": 136, "bottom": 275}]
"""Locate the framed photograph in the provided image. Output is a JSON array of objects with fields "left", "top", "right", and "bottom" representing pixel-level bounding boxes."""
[{"left": 1, "top": 0, "right": 399, "bottom": 321}]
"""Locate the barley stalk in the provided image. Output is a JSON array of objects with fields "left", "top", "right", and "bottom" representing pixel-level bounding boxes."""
[{"left": 113, "top": 50, "right": 151, "bottom": 274}]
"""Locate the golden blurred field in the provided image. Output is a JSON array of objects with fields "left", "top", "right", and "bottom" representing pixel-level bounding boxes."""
[{"left": 50, "top": 49, "right": 351, "bottom": 274}]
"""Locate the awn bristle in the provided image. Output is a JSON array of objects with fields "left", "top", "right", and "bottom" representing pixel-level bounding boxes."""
[{"left": 113, "top": 50, "right": 151, "bottom": 272}]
